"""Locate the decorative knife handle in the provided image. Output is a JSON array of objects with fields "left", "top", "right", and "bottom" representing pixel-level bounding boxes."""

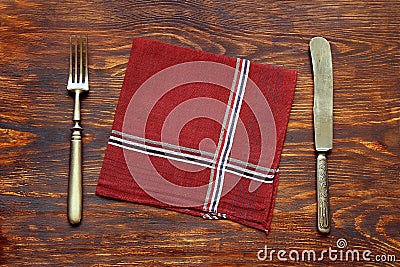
[
  {"left": 68, "top": 91, "right": 83, "bottom": 225},
  {"left": 317, "top": 153, "right": 330, "bottom": 233}
]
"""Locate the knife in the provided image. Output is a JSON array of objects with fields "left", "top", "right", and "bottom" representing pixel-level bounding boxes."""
[{"left": 310, "top": 37, "right": 333, "bottom": 234}]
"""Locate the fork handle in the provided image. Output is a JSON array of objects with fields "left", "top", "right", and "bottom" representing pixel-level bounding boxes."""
[
  {"left": 68, "top": 91, "right": 83, "bottom": 225},
  {"left": 68, "top": 124, "right": 82, "bottom": 224}
]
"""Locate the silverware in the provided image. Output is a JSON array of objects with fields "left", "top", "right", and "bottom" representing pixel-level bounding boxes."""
[
  {"left": 310, "top": 37, "right": 333, "bottom": 234},
  {"left": 67, "top": 34, "right": 89, "bottom": 225}
]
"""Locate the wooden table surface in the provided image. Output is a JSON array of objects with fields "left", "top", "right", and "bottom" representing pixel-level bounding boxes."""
[{"left": 1, "top": 1, "right": 399, "bottom": 266}]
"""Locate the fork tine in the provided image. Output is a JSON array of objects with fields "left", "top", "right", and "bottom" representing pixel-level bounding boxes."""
[
  {"left": 79, "top": 35, "right": 83, "bottom": 83},
  {"left": 68, "top": 35, "right": 72, "bottom": 84},
  {"left": 85, "top": 34, "right": 88, "bottom": 84},
  {"left": 74, "top": 35, "right": 78, "bottom": 83}
]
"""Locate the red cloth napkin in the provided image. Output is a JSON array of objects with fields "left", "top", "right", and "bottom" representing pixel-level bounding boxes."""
[{"left": 96, "top": 38, "right": 297, "bottom": 233}]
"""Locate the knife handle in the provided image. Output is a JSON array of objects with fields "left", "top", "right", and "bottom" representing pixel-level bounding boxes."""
[
  {"left": 68, "top": 123, "right": 83, "bottom": 225},
  {"left": 317, "top": 152, "right": 330, "bottom": 233}
]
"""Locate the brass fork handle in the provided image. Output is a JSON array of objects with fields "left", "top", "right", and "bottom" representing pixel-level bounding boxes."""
[
  {"left": 317, "top": 153, "right": 330, "bottom": 234},
  {"left": 68, "top": 90, "right": 83, "bottom": 225}
]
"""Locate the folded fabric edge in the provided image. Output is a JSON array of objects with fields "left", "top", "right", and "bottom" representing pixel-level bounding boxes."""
[{"left": 95, "top": 184, "right": 272, "bottom": 234}]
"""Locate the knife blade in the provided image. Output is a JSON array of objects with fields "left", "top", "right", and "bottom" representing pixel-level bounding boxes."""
[{"left": 310, "top": 37, "right": 333, "bottom": 234}]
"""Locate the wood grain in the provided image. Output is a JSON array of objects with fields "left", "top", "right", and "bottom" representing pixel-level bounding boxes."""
[{"left": 0, "top": 0, "right": 399, "bottom": 266}]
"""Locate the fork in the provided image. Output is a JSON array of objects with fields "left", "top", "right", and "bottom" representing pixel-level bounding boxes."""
[{"left": 67, "top": 34, "right": 89, "bottom": 224}]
